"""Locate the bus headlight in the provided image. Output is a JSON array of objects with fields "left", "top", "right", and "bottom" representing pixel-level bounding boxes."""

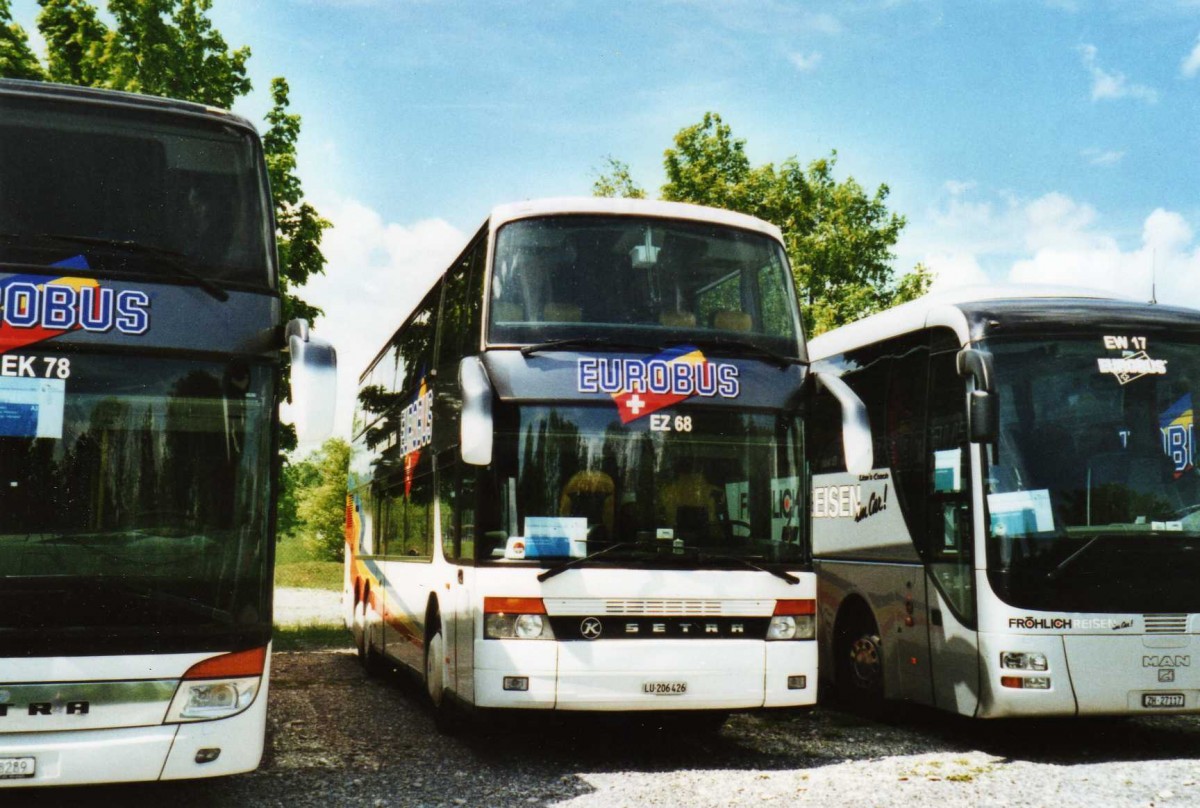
[
  {"left": 768, "top": 599, "right": 816, "bottom": 640},
  {"left": 1000, "top": 651, "right": 1048, "bottom": 671},
  {"left": 164, "top": 647, "right": 267, "bottom": 723},
  {"left": 166, "top": 678, "right": 261, "bottom": 722},
  {"left": 484, "top": 597, "right": 554, "bottom": 639}
]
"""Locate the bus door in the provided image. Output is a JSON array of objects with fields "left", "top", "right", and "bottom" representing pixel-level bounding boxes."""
[
  {"left": 438, "top": 457, "right": 477, "bottom": 700},
  {"left": 925, "top": 351, "right": 980, "bottom": 714}
]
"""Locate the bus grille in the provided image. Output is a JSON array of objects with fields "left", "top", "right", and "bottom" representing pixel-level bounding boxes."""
[
  {"left": 1144, "top": 614, "right": 1189, "bottom": 634},
  {"left": 543, "top": 598, "right": 773, "bottom": 616}
]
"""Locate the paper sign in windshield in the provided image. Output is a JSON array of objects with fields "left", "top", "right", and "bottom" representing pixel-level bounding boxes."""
[
  {"left": 522, "top": 516, "right": 588, "bottom": 558},
  {"left": 988, "top": 489, "right": 1054, "bottom": 537},
  {"left": 1096, "top": 352, "right": 1167, "bottom": 385},
  {"left": 0, "top": 377, "right": 65, "bottom": 438}
]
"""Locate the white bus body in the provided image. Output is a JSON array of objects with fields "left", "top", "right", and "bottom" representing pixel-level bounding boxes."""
[
  {"left": 809, "top": 285, "right": 1200, "bottom": 717},
  {"left": 345, "top": 198, "right": 835, "bottom": 721}
]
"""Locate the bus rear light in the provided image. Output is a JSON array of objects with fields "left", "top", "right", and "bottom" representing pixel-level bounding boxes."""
[{"left": 484, "top": 597, "right": 553, "bottom": 639}]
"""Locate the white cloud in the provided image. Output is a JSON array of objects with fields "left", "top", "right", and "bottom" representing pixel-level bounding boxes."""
[
  {"left": 1182, "top": 34, "right": 1200, "bottom": 78},
  {"left": 298, "top": 197, "right": 465, "bottom": 439},
  {"left": 1078, "top": 43, "right": 1159, "bottom": 103},
  {"left": 897, "top": 184, "right": 1200, "bottom": 309},
  {"left": 788, "top": 51, "right": 823, "bottom": 72},
  {"left": 1081, "top": 147, "right": 1125, "bottom": 167}
]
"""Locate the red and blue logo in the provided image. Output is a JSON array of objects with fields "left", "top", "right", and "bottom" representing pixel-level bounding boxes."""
[
  {"left": 0, "top": 259, "right": 150, "bottom": 355},
  {"left": 577, "top": 345, "right": 740, "bottom": 423}
]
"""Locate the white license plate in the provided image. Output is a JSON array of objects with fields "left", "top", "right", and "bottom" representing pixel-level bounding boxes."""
[
  {"left": 642, "top": 681, "right": 687, "bottom": 695},
  {"left": 0, "top": 757, "right": 35, "bottom": 779},
  {"left": 1143, "top": 693, "right": 1185, "bottom": 708}
]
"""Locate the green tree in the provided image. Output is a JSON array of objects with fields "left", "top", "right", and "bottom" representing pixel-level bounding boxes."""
[
  {"left": 296, "top": 438, "right": 351, "bottom": 562},
  {"left": 0, "top": 0, "right": 43, "bottom": 79},
  {"left": 277, "top": 453, "right": 320, "bottom": 540},
  {"left": 592, "top": 155, "right": 645, "bottom": 199},
  {"left": 597, "top": 112, "right": 934, "bottom": 335}
]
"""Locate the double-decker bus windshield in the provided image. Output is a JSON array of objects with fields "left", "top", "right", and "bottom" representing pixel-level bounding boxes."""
[
  {"left": 481, "top": 404, "right": 807, "bottom": 566},
  {"left": 0, "top": 93, "right": 273, "bottom": 289},
  {"left": 488, "top": 216, "right": 799, "bottom": 357},
  {"left": 0, "top": 355, "right": 274, "bottom": 655},
  {"left": 984, "top": 334, "right": 1200, "bottom": 612}
]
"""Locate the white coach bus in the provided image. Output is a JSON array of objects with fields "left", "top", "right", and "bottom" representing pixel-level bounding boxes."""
[
  {"left": 344, "top": 197, "right": 871, "bottom": 727},
  {"left": 807, "top": 285, "right": 1200, "bottom": 717}
]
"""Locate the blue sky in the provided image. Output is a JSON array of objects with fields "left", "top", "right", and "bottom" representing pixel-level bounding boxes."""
[{"left": 11, "top": 0, "right": 1200, "bottom": 434}]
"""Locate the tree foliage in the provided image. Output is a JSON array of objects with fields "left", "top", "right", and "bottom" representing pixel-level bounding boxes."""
[
  {"left": 596, "top": 112, "right": 934, "bottom": 334},
  {"left": 1, "top": 0, "right": 330, "bottom": 450},
  {"left": 0, "top": 0, "right": 43, "bottom": 79},
  {"left": 592, "top": 156, "right": 645, "bottom": 199},
  {"left": 295, "top": 438, "right": 350, "bottom": 562}
]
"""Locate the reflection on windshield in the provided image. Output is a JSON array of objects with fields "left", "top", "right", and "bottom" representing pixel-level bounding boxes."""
[
  {"left": 488, "top": 216, "right": 798, "bottom": 355},
  {"left": 0, "top": 355, "right": 273, "bottom": 652},
  {"left": 984, "top": 335, "right": 1200, "bottom": 612},
  {"left": 0, "top": 94, "right": 271, "bottom": 287},
  {"left": 479, "top": 404, "right": 806, "bottom": 567}
]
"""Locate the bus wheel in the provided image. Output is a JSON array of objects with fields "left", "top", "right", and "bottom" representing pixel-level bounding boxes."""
[
  {"left": 424, "top": 622, "right": 459, "bottom": 734},
  {"left": 837, "top": 619, "right": 884, "bottom": 708},
  {"left": 358, "top": 596, "right": 384, "bottom": 676}
]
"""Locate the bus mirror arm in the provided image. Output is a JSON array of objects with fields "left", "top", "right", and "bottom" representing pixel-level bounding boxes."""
[
  {"left": 957, "top": 348, "right": 998, "bottom": 443},
  {"left": 813, "top": 370, "right": 874, "bottom": 475},
  {"left": 285, "top": 317, "right": 338, "bottom": 446},
  {"left": 460, "top": 356, "right": 494, "bottom": 466}
]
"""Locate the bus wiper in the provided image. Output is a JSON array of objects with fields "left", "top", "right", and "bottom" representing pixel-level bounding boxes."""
[
  {"left": 683, "top": 548, "right": 799, "bottom": 585},
  {"left": 1045, "top": 535, "right": 1103, "bottom": 582},
  {"left": 521, "top": 337, "right": 666, "bottom": 357},
  {"left": 681, "top": 337, "right": 799, "bottom": 368},
  {"left": 537, "top": 541, "right": 649, "bottom": 582},
  {"left": 34, "top": 232, "right": 230, "bottom": 302}
]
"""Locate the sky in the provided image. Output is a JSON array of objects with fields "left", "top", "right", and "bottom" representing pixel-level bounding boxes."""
[{"left": 12, "top": 0, "right": 1200, "bottom": 438}]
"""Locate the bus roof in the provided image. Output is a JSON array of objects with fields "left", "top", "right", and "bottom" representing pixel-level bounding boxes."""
[
  {"left": 488, "top": 197, "right": 784, "bottom": 242},
  {"left": 0, "top": 78, "right": 260, "bottom": 134},
  {"left": 806, "top": 283, "right": 1181, "bottom": 359}
]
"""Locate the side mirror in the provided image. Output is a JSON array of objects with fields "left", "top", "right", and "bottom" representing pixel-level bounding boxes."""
[
  {"left": 813, "top": 370, "right": 874, "bottom": 475},
  {"left": 460, "top": 356, "right": 493, "bottom": 466},
  {"left": 957, "top": 347, "right": 997, "bottom": 443},
  {"left": 286, "top": 318, "right": 337, "bottom": 445}
]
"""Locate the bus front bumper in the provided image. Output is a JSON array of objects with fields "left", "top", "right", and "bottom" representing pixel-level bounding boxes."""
[{"left": 474, "top": 639, "right": 816, "bottom": 711}]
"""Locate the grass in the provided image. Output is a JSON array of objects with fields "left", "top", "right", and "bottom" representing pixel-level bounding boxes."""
[
  {"left": 274, "top": 531, "right": 343, "bottom": 591},
  {"left": 274, "top": 622, "right": 354, "bottom": 652}
]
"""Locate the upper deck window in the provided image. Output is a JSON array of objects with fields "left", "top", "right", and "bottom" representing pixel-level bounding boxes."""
[
  {"left": 0, "top": 93, "right": 273, "bottom": 290},
  {"left": 488, "top": 215, "right": 799, "bottom": 355}
]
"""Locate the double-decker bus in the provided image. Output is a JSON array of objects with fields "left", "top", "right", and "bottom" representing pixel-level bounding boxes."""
[
  {"left": 0, "top": 79, "right": 335, "bottom": 785},
  {"left": 345, "top": 197, "right": 869, "bottom": 726},
  {"left": 808, "top": 284, "right": 1200, "bottom": 717}
]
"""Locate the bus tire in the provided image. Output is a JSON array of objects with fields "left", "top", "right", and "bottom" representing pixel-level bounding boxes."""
[
  {"left": 358, "top": 593, "right": 384, "bottom": 676},
  {"left": 424, "top": 614, "right": 460, "bottom": 734},
  {"left": 836, "top": 614, "right": 885, "bottom": 710}
]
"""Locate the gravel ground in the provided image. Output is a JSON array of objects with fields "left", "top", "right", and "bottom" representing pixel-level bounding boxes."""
[
  {"left": 274, "top": 587, "right": 343, "bottom": 626},
  {"left": 13, "top": 649, "right": 1200, "bottom": 808}
]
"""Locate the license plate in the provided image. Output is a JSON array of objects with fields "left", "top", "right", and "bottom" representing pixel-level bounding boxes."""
[
  {"left": 642, "top": 681, "right": 687, "bottom": 695},
  {"left": 1143, "top": 693, "right": 1186, "bottom": 708},
  {"left": 0, "top": 757, "right": 35, "bottom": 780}
]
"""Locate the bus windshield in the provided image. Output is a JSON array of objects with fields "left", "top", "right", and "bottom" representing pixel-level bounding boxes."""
[
  {"left": 480, "top": 404, "right": 807, "bottom": 567},
  {"left": 984, "top": 334, "right": 1200, "bottom": 612},
  {"left": 0, "top": 355, "right": 274, "bottom": 655},
  {"left": 488, "top": 216, "right": 799, "bottom": 356},
  {"left": 0, "top": 93, "right": 273, "bottom": 289}
]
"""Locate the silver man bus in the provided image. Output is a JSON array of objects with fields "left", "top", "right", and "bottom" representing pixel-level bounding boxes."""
[
  {"left": 808, "top": 284, "right": 1200, "bottom": 717},
  {"left": 345, "top": 197, "right": 869, "bottom": 727},
  {"left": 0, "top": 79, "right": 335, "bottom": 785}
]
